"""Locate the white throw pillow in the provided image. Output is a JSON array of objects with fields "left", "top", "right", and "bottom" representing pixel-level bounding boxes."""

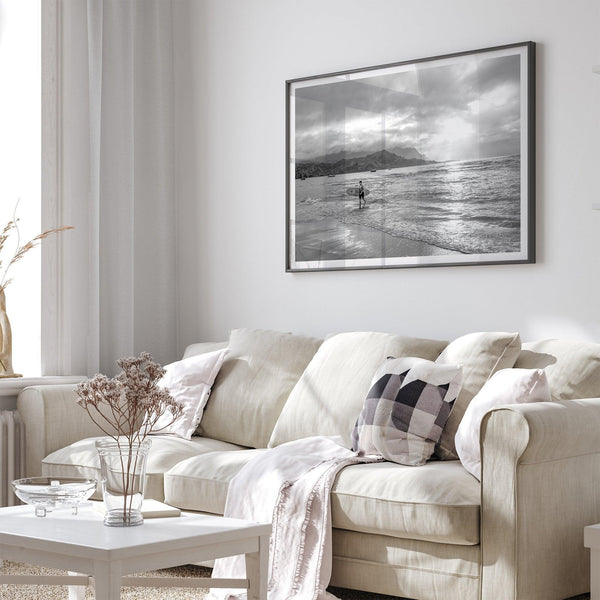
[
  {"left": 455, "top": 368, "right": 551, "bottom": 480},
  {"left": 149, "top": 348, "right": 228, "bottom": 439}
]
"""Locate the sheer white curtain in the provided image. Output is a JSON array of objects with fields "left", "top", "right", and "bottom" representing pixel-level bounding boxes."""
[{"left": 43, "top": 0, "right": 177, "bottom": 376}]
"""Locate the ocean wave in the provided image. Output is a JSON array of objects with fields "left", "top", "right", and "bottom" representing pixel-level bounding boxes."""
[{"left": 294, "top": 155, "right": 522, "bottom": 255}]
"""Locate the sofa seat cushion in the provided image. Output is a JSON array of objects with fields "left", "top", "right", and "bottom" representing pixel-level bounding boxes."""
[
  {"left": 41, "top": 435, "right": 248, "bottom": 502},
  {"left": 165, "top": 449, "right": 264, "bottom": 514},
  {"left": 164, "top": 451, "right": 480, "bottom": 545},
  {"left": 331, "top": 461, "right": 480, "bottom": 545}
]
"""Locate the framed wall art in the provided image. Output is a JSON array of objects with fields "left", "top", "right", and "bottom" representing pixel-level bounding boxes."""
[{"left": 286, "top": 41, "right": 535, "bottom": 272}]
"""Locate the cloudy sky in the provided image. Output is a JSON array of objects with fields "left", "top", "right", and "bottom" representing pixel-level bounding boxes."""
[{"left": 293, "top": 52, "right": 522, "bottom": 163}]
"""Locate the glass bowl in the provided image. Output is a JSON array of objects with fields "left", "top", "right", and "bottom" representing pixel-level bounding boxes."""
[{"left": 12, "top": 476, "right": 97, "bottom": 517}]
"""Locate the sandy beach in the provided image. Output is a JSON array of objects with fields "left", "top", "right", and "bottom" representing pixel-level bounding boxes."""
[
  {"left": 294, "top": 217, "right": 461, "bottom": 262},
  {"left": 293, "top": 157, "right": 521, "bottom": 262}
]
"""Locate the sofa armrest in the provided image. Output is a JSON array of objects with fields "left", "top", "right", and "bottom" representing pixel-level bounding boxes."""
[
  {"left": 17, "top": 384, "right": 118, "bottom": 477},
  {"left": 480, "top": 398, "right": 600, "bottom": 600}
]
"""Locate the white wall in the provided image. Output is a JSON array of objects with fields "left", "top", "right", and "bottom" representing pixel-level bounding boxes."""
[{"left": 174, "top": 0, "right": 600, "bottom": 348}]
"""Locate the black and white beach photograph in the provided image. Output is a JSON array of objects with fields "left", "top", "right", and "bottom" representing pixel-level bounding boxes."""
[{"left": 286, "top": 42, "right": 535, "bottom": 271}]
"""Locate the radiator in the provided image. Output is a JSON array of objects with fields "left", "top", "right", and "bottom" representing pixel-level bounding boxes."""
[{"left": 0, "top": 410, "right": 25, "bottom": 506}]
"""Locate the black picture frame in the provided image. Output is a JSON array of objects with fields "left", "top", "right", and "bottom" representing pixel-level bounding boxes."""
[{"left": 286, "top": 42, "right": 535, "bottom": 272}]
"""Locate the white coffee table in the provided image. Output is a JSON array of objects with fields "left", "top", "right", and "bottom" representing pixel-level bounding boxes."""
[
  {"left": 585, "top": 524, "right": 600, "bottom": 599},
  {"left": 0, "top": 504, "right": 270, "bottom": 600}
]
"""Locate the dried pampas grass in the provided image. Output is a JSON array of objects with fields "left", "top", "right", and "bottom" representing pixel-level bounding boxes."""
[{"left": 0, "top": 201, "right": 73, "bottom": 292}]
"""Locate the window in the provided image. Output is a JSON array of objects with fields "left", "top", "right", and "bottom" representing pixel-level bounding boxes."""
[{"left": 0, "top": 0, "right": 42, "bottom": 375}]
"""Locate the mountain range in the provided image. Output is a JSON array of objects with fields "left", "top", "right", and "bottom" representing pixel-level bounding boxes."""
[
  {"left": 295, "top": 149, "right": 432, "bottom": 179},
  {"left": 301, "top": 145, "right": 426, "bottom": 164}
]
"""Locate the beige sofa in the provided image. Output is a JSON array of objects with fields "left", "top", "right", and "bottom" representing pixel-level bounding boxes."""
[{"left": 17, "top": 329, "right": 600, "bottom": 600}]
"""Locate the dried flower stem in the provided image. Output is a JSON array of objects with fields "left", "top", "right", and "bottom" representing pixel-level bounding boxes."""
[{"left": 76, "top": 353, "right": 183, "bottom": 521}]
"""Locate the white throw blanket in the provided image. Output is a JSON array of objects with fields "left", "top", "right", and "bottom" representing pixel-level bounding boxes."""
[{"left": 209, "top": 436, "right": 379, "bottom": 600}]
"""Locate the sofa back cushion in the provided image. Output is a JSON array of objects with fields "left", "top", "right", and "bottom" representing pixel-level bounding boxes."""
[
  {"left": 183, "top": 341, "right": 228, "bottom": 359},
  {"left": 268, "top": 332, "right": 448, "bottom": 449},
  {"left": 435, "top": 331, "right": 522, "bottom": 460},
  {"left": 197, "top": 329, "right": 322, "bottom": 448},
  {"left": 515, "top": 339, "right": 600, "bottom": 401}
]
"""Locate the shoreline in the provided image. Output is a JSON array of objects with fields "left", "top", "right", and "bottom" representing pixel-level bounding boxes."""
[{"left": 294, "top": 218, "right": 461, "bottom": 262}]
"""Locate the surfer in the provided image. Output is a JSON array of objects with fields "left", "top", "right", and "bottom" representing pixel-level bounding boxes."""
[{"left": 358, "top": 181, "right": 365, "bottom": 209}]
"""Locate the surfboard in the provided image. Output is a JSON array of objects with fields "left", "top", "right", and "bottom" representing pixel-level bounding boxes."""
[{"left": 346, "top": 187, "right": 371, "bottom": 197}]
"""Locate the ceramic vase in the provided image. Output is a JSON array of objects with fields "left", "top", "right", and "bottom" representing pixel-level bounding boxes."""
[{"left": 0, "top": 288, "right": 21, "bottom": 378}]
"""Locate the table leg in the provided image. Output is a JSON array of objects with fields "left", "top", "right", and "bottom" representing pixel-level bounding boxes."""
[
  {"left": 245, "top": 534, "right": 269, "bottom": 600},
  {"left": 68, "top": 571, "right": 87, "bottom": 600},
  {"left": 592, "top": 549, "right": 600, "bottom": 600},
  {"left": 93, "top": 561, "right": 121, "bottom": 600}
]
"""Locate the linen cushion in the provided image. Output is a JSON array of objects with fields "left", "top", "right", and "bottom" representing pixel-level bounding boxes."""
[
  {"left": 455, "top": 368, "right": 551, "bottom": 480},
  {"left": 435, "top": 331, "right": 521, "bottom": 460},
  {"left": 42, "top": 435, "right": 247, "bottom": 503},
  {"left": 198, "top": 329, "right": 322, "bottom": 448},
  {"left": 148, "top": 348, "right": 227, "bottom": 439},
  {"left": 515, "top": 339, "right": 600, "bottom": 401},
  {"left": 165, "top": 449, "right": 264, "bottom": 515},
  {"left": 164, "top": 453, "right": 480, "bottom": 545},
  {"left": 268, "top": 332, "right": 448, "bottom": 449},
  {"left": 352, "top": 357, "right": 462, "bottom": 466}
]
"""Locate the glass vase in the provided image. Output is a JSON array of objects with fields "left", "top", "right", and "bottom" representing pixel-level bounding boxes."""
[{"left": 95, "top": 438, "right": 151, "bottom": 527}]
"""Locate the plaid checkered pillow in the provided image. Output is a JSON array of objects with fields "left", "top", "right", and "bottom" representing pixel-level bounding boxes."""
[{"left": 351, "top": 357, "right": 462, "bottom": 466}]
